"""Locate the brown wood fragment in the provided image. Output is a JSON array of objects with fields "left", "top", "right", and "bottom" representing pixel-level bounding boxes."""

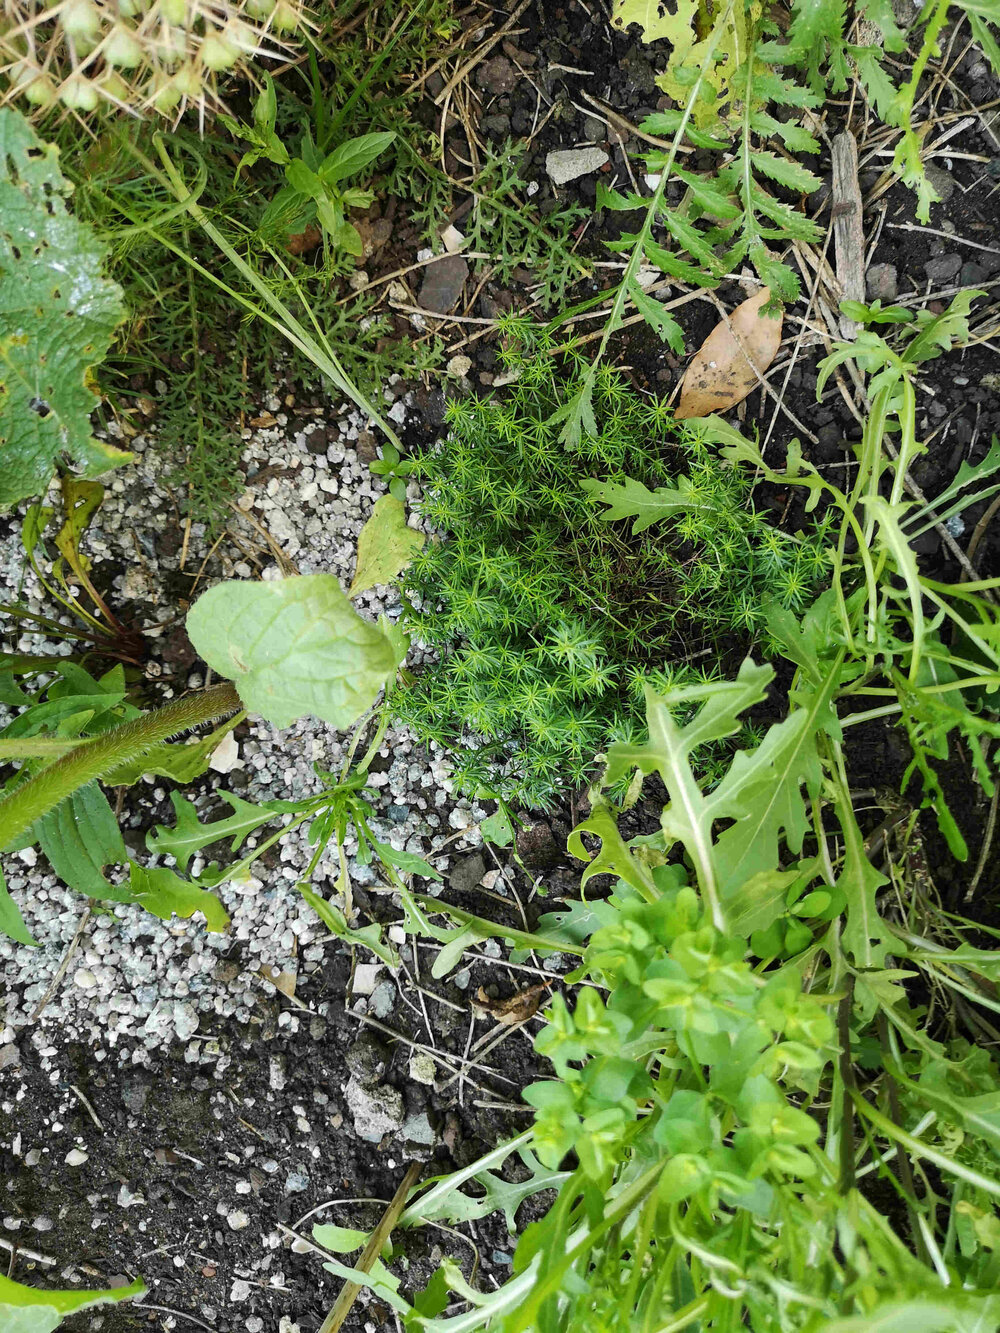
[{"left": 831, "top": 131, "right": 866, "bottom": 339}]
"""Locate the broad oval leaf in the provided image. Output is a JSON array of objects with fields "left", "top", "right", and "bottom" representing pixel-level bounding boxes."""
[
  {"left": 675, "top": 288, "right": 782, "bottom": 420},
  {"left": 0, "top": 1274, "right": 146, "bottom": 1333},
  {"left": 349, "top": 495, "right": 424, "bottom": 596},
  {"left": 186, "top": 574, "right": 404, "bottom": 729},
  {"left": 0, "top": 108, "right": 129, "bottom": 508}
]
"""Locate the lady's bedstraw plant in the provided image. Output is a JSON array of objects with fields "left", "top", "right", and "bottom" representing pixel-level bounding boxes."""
[{"left": 395, "top": 321, "right": 831, "bottom": 808}]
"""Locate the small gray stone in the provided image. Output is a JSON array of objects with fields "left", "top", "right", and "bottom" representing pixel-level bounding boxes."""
[
  {"left": 545, "top": 147, "right": 609, "bottom": 187},
  {"left": 227, "top": 1210, "right": 250, "bottom": 1231},
  {"left": 583, "top": 116, "right": 606, "bottom": 142},
  {"left": 344, "top": 1076, "right": 405, "bottom": 1142},
  {"left": 284, "top": 1169, "right": 310, "bottom": 1194},
  {"left": 475, "top": 55, "right": 517, "bottom": 95},
  {"left": 418, "top": 256, "right": 469, "bottom": 314},
  {"left": 925, "top": 253, "right": 961, "bottom": 285},
  {"left": 387, "top": 803, "right": 410, "bottom": 824},
  {"left": 865, "top": 263, "right": 897, "bottom": 302},
  {"left": 961, "top": 262, "right": 989, "bottom": 287},
  {"left": 409, "top": 1052, "right": 438, "bottom": 1086},
  {"left": 924, "top": 163, "right": 955, "bottom": 203},
  {"left": 345, "top": 1033, "right": 387, "bottom": 1085},
  {"left": 370, "top": 980, "right": 396, "bottom": 1020},
  {"left": 0, "top": 1044, "right": 20, "bottom": 1071},
  {"left": 401, "top": 1112, "right": 436, "bottom": 1146},
  {"left": 450, "top": 853, "right": 485, "bottom": 895}
]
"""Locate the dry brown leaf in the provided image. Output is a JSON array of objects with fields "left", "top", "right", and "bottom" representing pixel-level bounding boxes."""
[
  {"left": 674, "top": 287, "right": 782, "bottom": 420},
  {"left": 258, "top": 963, "right": 297, "bottom": 999},
  {"left": 473, "top": 983, "right": 550, "bottom": 1026}
]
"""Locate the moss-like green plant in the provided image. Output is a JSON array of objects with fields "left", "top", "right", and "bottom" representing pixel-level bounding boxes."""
[{"left": 394, "top": 321, "right": 831, "bottom": 808}]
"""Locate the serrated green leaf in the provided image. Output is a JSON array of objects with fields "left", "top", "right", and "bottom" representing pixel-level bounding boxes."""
[
  {"left": 581, "top": 474, "right": 715, "bottom": 534},
  {"left": 349, "top": 495, "right": 424, "bottom": 597},
  {"left": 127, "top": 861, "right": 229, "bottom": 933},
  {"left": 0, "top": 107, "right": 129, "bottom": 508},
  {"left": 186, "top": 574, "right": 403, "bottom": 730},
  {"left": 0, "top": 1275, "right": 146, "bottom": 1333},
  {"left": 604, "top": 661, "right": 774, "bottom": 929},
  {"left": 673, "top": 166, "right": 741, "bottom": 218},
  {"left": 751, "top": 151, "right": 821, "bottom": 193},
  {"left": 627, "top": 281, "right": 685, "bottom": 351},
  {"left": 643, "top": 239, "right": 720, "bottom": 289}
]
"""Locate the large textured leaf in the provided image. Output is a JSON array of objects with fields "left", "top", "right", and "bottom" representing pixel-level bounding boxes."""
[
  {"left": 0, "top": 108, "right": 128, "bottom": 508},
  {"left": 0, "top": 1275, "right": 145, "bottom": 1333},
  {"left": 186, "top": 574, "right": 404, "bottom": 729}
]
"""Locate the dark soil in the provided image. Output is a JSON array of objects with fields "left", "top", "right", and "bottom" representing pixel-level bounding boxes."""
[{"left": 5, "top": 4, "right": 1000, "bottom": 1330}]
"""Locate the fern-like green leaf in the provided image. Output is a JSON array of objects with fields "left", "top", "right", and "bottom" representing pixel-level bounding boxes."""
[
  {"left": 0, "top": 108, "right": 128, "bottom": 508},
  {"left": 581, "top": 474, "right": 715, "bottom": 534}
]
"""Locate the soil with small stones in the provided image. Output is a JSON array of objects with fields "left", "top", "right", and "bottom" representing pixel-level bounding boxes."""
[{"left": 5, "top": 4, "right": 1000, "bottom": 1330}]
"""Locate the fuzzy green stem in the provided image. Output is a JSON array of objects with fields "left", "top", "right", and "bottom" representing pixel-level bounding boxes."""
[{"left": 0, "top": 683, "right": 241, "bottom": 852}]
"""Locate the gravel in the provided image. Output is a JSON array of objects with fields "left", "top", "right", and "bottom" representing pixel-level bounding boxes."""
[{"left": 0, "top": 383, "right": 492, "bottom": 1065}]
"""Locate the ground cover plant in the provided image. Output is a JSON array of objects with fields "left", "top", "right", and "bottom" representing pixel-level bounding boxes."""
[{"left": 2, "top": 0, "right": 1000, "bottom": 1330}]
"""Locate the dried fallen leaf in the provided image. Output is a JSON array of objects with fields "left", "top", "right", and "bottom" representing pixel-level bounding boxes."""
[
  {"left": 258, "top": 963, "right": 297, "bottom": 999},
  {"left": 675, "top": 287, "right": 782, "bottom": 420},
  {"left": 473, "top": 983, "right": 550, "bottom": 1026}
]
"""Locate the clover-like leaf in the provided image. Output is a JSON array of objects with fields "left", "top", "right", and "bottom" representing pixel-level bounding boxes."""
[
  {"left": 186, "top": 574, "right": 404, "bottom": 729},
  {"left": 0, "top": 108, "right": 129, "bottom": 508}
]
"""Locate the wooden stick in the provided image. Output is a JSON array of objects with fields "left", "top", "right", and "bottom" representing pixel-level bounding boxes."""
[
  {"left": 831, "top": 131, "right": 866, "bottom": 340},
  {"left": 317, "top": 1162, "right": 422, "bottom": 1333}
]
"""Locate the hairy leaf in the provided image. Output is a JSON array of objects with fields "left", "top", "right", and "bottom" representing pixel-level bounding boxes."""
[
  {"left": 0, "top": 108, "right": 128, "bottom": 508},
  {"left": 186, "top": 574, "right": 403, "bottom": 729}
]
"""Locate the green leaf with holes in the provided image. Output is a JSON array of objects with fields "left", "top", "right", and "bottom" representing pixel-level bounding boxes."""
[{"left": 0, "top": 107, "right": 128, "bottom": 508}]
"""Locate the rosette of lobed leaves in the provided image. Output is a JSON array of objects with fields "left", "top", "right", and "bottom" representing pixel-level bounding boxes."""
[{"left": 0, "top": 0, "right": 305, "bottom": 118}]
